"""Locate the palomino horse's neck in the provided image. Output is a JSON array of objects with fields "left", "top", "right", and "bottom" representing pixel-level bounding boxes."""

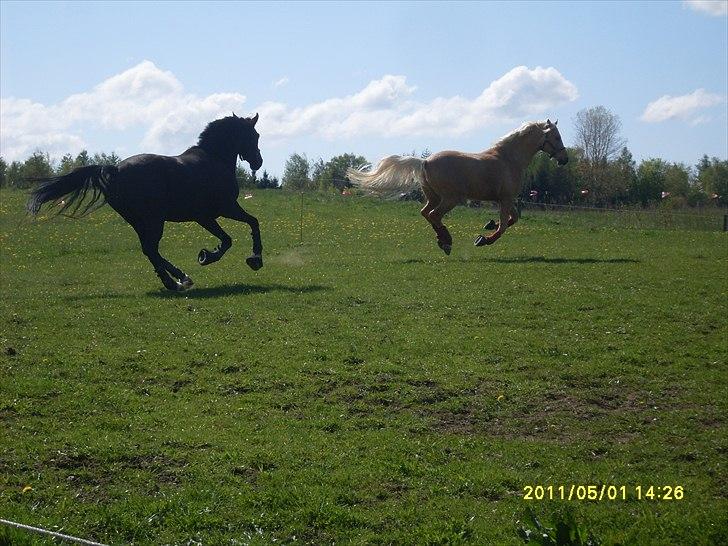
[{"left": 496, "top": 123, "right": 544, "bottom": 172}]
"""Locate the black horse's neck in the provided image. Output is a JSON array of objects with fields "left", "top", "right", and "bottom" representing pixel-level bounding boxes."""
[{"left": 196, "top": 117, "right": 241, "bottom": 165}]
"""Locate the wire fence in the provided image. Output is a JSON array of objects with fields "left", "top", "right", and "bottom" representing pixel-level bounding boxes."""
[{"left": 517, "top": 201, "right": 727, "bottom": 232}]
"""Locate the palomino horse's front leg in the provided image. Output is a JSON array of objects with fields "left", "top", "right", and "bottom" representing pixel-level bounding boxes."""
[{"left": 475, "top": 203, "right": 512, "bottom": 246}]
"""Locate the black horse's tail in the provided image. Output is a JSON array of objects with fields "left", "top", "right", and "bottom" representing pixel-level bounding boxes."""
[{"left": 27, "top": 164, "right": 118, "bottom": 218}]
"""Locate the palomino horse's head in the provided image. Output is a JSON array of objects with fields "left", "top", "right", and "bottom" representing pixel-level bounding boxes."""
[
  {"left": 233, "top": 112, "right": 263, "bottom": 172},
  {"left": 541, "top": 119, "right": 568, "bottom": 166}
]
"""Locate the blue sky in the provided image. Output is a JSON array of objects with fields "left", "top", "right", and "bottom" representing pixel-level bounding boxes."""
[{"left": 1, "top": 1, "right": 726, "bottom": 178}]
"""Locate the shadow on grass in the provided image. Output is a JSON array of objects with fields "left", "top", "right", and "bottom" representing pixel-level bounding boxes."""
[
  {"left": 64, "top": 283, "right": 330, "bottom": 301},
  {"left": 400, "top": 255, "right": 640, "bottom": 265},
  {"left": 148, "top": 282, "right": 330, "bottom": 299}
]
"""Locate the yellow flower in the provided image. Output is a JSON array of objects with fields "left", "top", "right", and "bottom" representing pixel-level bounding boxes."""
[{"left": 22, "top": 485, "right": 33, "bottom": 493}]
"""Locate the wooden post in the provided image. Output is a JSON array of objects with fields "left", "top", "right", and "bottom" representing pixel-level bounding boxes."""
[{"left": 300, "top": 191, "right": 304, "bottom": 244}]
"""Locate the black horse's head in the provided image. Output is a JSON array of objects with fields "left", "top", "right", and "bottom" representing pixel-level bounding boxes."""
[
  {"left": 198, "top": 113, "right": 263, "bottom": 171},
  {"left": 235, "top": 113, "right": 263, "bottom": 171}
]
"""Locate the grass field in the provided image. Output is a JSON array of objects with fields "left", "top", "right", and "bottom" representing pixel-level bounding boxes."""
[{"left": 1, "top": 188, "right": 726, "bottom": 545}]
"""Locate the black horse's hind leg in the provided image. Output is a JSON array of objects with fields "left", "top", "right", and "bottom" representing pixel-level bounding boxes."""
[
  {"left": 196, "top": 218, "right": 232, "bottom": 266},
  {"left": 134, "top": 220, "right": 192, "bottom": 291},
  {"left": 222, "top": 202, "right": 263, "bottom": 270}
]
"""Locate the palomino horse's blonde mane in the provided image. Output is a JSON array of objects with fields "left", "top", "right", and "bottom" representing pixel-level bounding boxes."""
[{"left": 491, "top": 121, "right": 545, "bottom": 152}]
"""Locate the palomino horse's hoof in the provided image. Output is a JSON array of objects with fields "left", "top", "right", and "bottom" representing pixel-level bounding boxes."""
[
  {"left": 437, "top": 241, "right": 452, "bottom": 255},
  {"left": 475, "top": 234, "right": 498, "bottom": 246},
  {"left": 246, "top": 255, "right": 263, "bottom": 271},
  {"left": 483, "top": 219, "right": 498, "bottom": 230}
]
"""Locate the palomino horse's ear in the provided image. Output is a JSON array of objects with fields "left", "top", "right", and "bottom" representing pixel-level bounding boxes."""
[{"left": 251, "top": 113, "right": 259, "bottom": 126}]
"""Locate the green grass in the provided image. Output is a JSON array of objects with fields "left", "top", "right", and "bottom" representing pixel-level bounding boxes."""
[{"left": 1, "top": 188, "right": 726, "bottom": 545}]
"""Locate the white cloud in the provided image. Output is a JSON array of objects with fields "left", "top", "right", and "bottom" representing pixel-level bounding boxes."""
[
  {"left": 258, "top": 66, "right": 578, "bottom": 140},
  {"left": 1, "top": 62, "right": 578, "bottom": 162},
  {"left": 683, "top": 0, "right": 728, "bottom": 16},
  {"left": 640, "top": 88, "right": 724, "bottom": 123},
  {"left": 1, "top": 60, "right": 247, "bottom": 161},
  {"left": 273, "top": 77, "right": 290, "bottom": 88}
]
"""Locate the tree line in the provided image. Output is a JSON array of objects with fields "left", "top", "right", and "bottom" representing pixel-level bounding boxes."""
[
  {"left": 2, "top": 106, "right": 726, "bottom": 208},
  {"left": 0, "top": 151, "right": 281, "bottom": 190}
]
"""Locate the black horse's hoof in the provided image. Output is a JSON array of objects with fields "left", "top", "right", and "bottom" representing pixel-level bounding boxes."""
[
  {"left": 198, "top": 248, "right": 220, "bottom": 266},
  {"left": 483, "top": 219, "right": 498, "bottom": 230},
  {"left": 180, "top": 275, "right": 194, "bottom": 290},
  {"left": 246, "top": 255, "right": 263, "bottom": 271},
  {"left": 474, "top": 235, "right": 487, "bottom": 247},
  {"left": 438, "top": 241, "right": 452, "bottom": 255}
]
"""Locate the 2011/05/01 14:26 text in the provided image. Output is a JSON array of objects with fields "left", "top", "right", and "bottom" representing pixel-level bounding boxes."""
[{"left": 523, "top": 485, "right": 685, "bottom": 501}]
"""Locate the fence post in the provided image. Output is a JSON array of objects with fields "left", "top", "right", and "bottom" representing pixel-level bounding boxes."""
[{"left": 300, "top": 191, "right": 304, "bottom": 244}]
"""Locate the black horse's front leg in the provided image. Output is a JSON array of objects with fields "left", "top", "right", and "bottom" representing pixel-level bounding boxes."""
[{"left": 223, "top": 203, "right": 263, "bottom": 271}]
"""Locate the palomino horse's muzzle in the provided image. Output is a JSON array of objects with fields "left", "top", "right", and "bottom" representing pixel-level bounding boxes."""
[{"left": 542, "top": 140, "right": 568, "bottom": 165}]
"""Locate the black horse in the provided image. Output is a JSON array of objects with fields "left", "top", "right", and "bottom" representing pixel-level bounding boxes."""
[{"left": 27, "top": 114, "right": 264, "bottom": 291}]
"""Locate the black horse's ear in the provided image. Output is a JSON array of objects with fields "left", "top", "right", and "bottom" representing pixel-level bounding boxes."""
[
  {"left": 555, "top": 119, "right": 558, "bottom": 126},
  {"left": 251, "top": 113, "right": 259, "bottom": 126},
  {"left": 232, "top": 112, "right": 238, "bottom": 118},
  {"left": 546, "top": 118, "right": 551, "bottom": 125}
]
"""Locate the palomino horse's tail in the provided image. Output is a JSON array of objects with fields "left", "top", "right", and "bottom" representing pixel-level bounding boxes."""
[
  {"left": 346, "top": 155, "right": 424, "bottom": 196},
  {"left": 27, "top": 164, "right": 117, "bottom": 218}
]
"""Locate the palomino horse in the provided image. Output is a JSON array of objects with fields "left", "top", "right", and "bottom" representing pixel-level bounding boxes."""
[
  {"left": 28, "top": 114, "right": 264, "bottom": 291},
  {"left": 347, "top": 119, "right": 568, "bottom": 254}
]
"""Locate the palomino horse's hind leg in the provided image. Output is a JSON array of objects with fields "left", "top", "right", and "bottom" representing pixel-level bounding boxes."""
[
  {"left": 196, "top": 218, "right": 232, "bottom": 266},
  {"left": 481, "top": 205, "right": 517, "bottom": 233},
  {"left": 222, "top": 202, "right": 263, "bottom": 271},
  {"left": 426, "top": 199, "right": 456, "bottom": 255},
  {"left": 134, "top": 220, "right": 192, "bottom": 291}
]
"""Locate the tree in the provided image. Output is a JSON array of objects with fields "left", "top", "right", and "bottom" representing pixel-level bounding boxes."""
[
  {"left": 664, "top": 163, "right": 691, "bottom": 198},
  {"left": 696, "top": 156, "right": 728, "bottom": 206},
  {"left": 58, "top": 153, "right": 76, "bottom": 175},
  {"left": 523, "top": 147, "right": 581, "bottom": 204},
  {"left": 74, "top": 150, "right": 91, "bottom": 167},
  {"left": 603, "top": 147, "right": 637, "bottom": 206},
  {"left": 573, "top": 106, "right": 626, "bottom": 164},
  {"left": 313, "top": 153, "right": 368, "bottom": 191},
  {"left": 236, "top": 164, "right": 256, "bottom": 188},
  {"left": 0, "top": 157, "right": 6, "bottom": 187},
  {"left": 282, "top": 153, "right": 312, "bottom": 190},
  {"left": 92, "top": 152, "right": 121, "bottom": 166},
  {"left": 632, "top": 158, "right": 667, "bottom": 207},
  {"left": 256, "top": 170, "right": 279, "bottom": 189}
]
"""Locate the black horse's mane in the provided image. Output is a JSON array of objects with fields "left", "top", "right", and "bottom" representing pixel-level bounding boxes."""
[{"left": 197, "top": 116, "right": 249, "bottom": 155}]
